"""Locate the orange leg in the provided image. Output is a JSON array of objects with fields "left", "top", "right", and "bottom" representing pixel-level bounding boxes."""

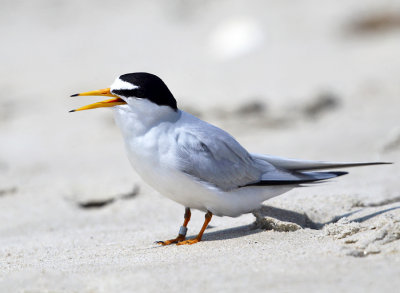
[
  {"left": 157, "top": 208, "right": 191, "bottom": 245},
  {"left": 177, "top": 211, "right": 213, "bottom": 245}
]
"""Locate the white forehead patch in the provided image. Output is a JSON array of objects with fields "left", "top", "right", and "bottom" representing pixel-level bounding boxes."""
[{"left": 110, "top": 77, "right": 139, "bottom": 90}]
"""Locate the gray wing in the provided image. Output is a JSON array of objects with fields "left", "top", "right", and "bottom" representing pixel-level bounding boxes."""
[
  {"left": 172, "top": 113, "right": 389, "bottom": 190},
  {"left": 174, "top": 131, "right": 349, "bottom": 189},
  {"left": 174, "top": 126, "right": 267, "bottom": 191}
]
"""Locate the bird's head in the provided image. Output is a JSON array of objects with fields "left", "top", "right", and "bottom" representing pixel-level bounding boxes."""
[{"left": 70, "top": 72, "right": 177, "bottom": 112}]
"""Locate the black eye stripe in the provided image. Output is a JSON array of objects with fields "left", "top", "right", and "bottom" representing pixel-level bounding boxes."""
[{"left": 112, "top": 89, "right": 137, "bottom": 97}]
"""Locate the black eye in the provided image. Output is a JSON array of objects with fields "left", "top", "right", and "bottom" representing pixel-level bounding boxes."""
[{"left": 112, "top": 89, "right": 138, "bottom": 98}]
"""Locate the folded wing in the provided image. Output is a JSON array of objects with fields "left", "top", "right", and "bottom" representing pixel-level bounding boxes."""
[
  {"left": 173, "top": 115, "right": 390, "bottom": 190},
  {"left": 174, "top": 128, "right": 265, "bottom": 191}
]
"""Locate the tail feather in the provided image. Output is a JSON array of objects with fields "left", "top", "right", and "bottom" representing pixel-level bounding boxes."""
[
  {"left": 252, "top": 153, "right": 391, "bottom": 171},
  {"left": 243, "top": 153, "right": 392, "bottom": 188}
]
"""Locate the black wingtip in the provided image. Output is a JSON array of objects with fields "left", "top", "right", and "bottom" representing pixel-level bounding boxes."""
[
  {"left": 70, "top": 93, "right": 79, "bottom": 97},
  {"left": 69, "top": 110, "right": 75, "bottom": 113},
  {"left": 361, "top": 162, "right": 393, "bottom": 166},
  {"left": 330, "top": 171, "right": 348, "bottom": 177}
]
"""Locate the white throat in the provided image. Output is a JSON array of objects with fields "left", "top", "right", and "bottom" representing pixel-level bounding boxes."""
[{"left": 113, "top": 98, "right": 180, "bottom": 138}]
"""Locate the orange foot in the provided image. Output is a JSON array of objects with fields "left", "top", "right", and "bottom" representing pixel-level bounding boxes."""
[
  {"left": 176, "top": 238, "right": 200, "bottom": 245},
  {"left": 156, "top": 235, "right": 185, "bottom": 246}
]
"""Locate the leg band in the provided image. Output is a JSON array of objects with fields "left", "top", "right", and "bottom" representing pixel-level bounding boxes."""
[{"left": 179, "top": 226, "right": 188, "bottom": 237}]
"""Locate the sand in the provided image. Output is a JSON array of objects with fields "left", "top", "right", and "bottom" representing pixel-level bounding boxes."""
[{"left": 1, "top": 0, "right": 400, "bottom": 292}]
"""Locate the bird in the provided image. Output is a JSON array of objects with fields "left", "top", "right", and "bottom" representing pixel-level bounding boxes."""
[{"left": 70, "top": 72, "right": 390, "bottom": 245}]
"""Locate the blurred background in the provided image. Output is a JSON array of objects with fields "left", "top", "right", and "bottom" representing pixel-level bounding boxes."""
[{"left": 0, "top": 0, "right": 400, "bottom": 242}]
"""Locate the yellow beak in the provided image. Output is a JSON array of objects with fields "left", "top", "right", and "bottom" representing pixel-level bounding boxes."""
[{"left": 69, "top": 88, "right": 126, "bottom": 112}]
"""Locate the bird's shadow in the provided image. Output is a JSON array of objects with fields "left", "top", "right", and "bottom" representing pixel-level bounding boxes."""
[{"left": 200, "top": 204, "right": 400, "bottom": 242}]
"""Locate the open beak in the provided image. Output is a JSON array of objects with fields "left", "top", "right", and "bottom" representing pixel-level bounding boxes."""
[{"left": 69, "top": 88, "right": 126, "bottom": 112}]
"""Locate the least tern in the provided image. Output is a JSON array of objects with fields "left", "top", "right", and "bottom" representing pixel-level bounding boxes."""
[{"left": 70, "top": 72, "right": 389, "bottom": 245}]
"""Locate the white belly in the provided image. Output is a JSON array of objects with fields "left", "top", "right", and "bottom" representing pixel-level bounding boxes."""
[{"left": 126, "top": 143, "right": 292, "bottom": 217}]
